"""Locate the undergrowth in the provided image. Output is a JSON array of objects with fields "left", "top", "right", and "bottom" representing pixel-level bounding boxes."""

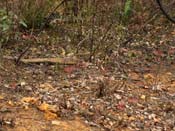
[{"left": 0, "top": 0, "right": 160, "bottom": 62}]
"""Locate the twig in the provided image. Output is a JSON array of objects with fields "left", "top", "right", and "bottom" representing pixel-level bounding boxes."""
[
  {"left": 76, "top": 29, "right": 91, "bottom": 53},
  {"left": 5, "top": 56, "right": 78, "bottom": 65},
  {"left": 89, "top": 2, "right": 96, "bottom": 62},
  {"left": 15, "top": 43, "right": 32, "bottom": 65},
  {"left": 156, "top": 0, "right": 175, "bottom": 24}
]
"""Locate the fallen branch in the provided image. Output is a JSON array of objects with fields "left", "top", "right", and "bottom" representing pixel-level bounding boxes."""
[
  {"left": 3, "top": 56, "right": 78, "bottom": 65},
  {"left": 21, "top": 58, "right": 77, "bottom": 65}
]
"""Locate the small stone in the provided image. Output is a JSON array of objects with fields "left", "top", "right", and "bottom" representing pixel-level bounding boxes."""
[
  {"left": 114, "top": 94, "right": 122, "bottom": 100},
  {"left": 48, "top": 76, "right": 52, "bottom": 80},
  {"left": 66, "top": 101, "right": 72, "bottom": 109},
  {"left": 148, "top": 114, "right": 156, "bottom": 119},
  {"left": 25, "top": 86, "right": 32, "bottom": 91},
  {"left": 20, "top": 81, "right": 26, "bottom": 86},
  {"left": 141, "top": 95, "right": 146, "bottom": 100},
  {"left": 4, "top": 84, "right": 9, "bottom": 88},
  {"left": 51, "top": 120, "right": 61, "bottom": 125}
]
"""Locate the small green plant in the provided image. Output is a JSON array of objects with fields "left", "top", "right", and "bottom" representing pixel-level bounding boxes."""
[
  {"left": 0, "top": 8, "right": 23, "bottom": 47},
  {"left": 124, "top": 0, "right": 132, "bottom": 18},
  {"left": 123, "top": 0, "right": 132, "bottom": 24},
  {"left": 0, "top": 9, "right": 13, "bottom": 45},
  {"left": 114, "top": 0, "right": 132, "bottom": 24},
  {"left": 0, "top": 10, "right": 11, "bottom": 31},
  {"left": 17, "top": 0, "right": 53, "bottom": 29}
]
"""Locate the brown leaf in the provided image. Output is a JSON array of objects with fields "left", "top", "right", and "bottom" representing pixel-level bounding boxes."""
[
  {"left": 64, "top": 66, "right": 76, "bottom": 74},
  {"left": 128, "top": 72, "right": 140, "bottom": 81},
  {"left": 116, "top": 101, "right": 126, "bottom": 110},
  {"left": 153, "top": 50, "right": 164, "bottom": 57},
  {"left": 0, "top": 95, "right": 4, "bottom": 100},
  {"left": 38, "top": 102, "right": 58, "bottom": 113},
  {"left": 128, "top": 97, "right": 138, "bottom": 104},
  {"left": 21, "top": 97, "right": 38, "bottom": 104},
  {"left": 144, "top": 73, "right": 154, "bottom": 80},
  {"left": 44, "top": 111, "right": 57, "bottom": 120},
  {"left": 39, "top": 83, "right": 54, "bottom": 90}
]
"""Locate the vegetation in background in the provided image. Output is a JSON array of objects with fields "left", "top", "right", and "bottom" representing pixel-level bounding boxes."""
[
  {"left": 17, "top": 0, "right": 53, "bottom": 29},
  {"left": 1, "top": 1, "right": 175, "bottom": 131},
  {"left": 0, "top": 0, "right": 160, "bottom": 61},
  {"left": 123, "top": 0, "right": 132, "bottom": 24},
  {"left": 0, "top": 9, "right": 13, "bottom": 46}
]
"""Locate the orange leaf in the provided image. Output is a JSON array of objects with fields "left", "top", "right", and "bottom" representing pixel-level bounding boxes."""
[
  {"left": 64, "top": 66, "right": 76, "bottom": 74},
  {"left": 44, "top": 111, "right": 57, "bottom": 120}
]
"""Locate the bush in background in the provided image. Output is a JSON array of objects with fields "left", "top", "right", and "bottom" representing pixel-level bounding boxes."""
[
  {"left": 0, "top": 9, "right": 13, "bottom": 46},
  {"left": 16, "top": 0, "right": 54, "bottom": 29}
]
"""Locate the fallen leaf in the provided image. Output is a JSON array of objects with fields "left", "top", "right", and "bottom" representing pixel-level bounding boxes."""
[
  {"left": 39, "top": 83, "right": 54, "bottom": 90},
  {"left": 144, "top": 74, "right": 154, "bottom": 80},
  {"left": 21, "top": 97, "right": 38, "bottom": 104},
  {"left": 38, "top": 103, "right": 49, "bottom": 111},
  {"left": 64, "top": 66, "right": 76, "bottom": 74},
  {"left": 9, "top": 82, "right": 17, "bottom": 89},
  {"left": 128, "top": 97, "right": 138, "bottom": 104},
  {"left": 170, "top": 81, "right": 175, "bottom": 87},
  {"left": 44, "top": 111, "right": 57, "bottom": 120},
  {"left": 171, "top": 30, "right": 175, "bottom": 35},
  {"left": 0, "top": 95, "right": 4, "bottom": 100},
  {"left": 7, "top": 101, "right": 14, "bottom": 106},
  {"left": 128, "top": 72, "right": 140, "bottom": 80},
  {"left": 128, "top": 116, "right": 136, "bottom": 121},
  {"left": 24, "top": 105, "right": 29, "bottom": 110},
  {"left": 38, "top": 102, "right": 58, "bottom": 113},
  {"left": 153, "top": 50, "right": 164, "bottom": 57},
  {"left": 77, "top": 61, "right": 89, "bottom": 68},
  {"left": 168, "top": 48, "right": 175, "bottom": 55},
  {"left": 116, "top": 101, "right": 126, "bottom": 110}
]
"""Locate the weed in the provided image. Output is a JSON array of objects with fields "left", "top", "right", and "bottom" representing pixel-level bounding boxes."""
[
  {"left": 17, "top": 0, "right": 53, "bottom": 29},
  {"left": 0, "top": 9, "right": 13, "bottom": 46}
]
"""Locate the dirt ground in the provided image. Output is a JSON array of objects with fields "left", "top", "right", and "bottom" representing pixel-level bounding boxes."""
[
  {"left": 1, "top": 23, "right": 175, "bottom": 131},
  {"left": 1, "top": 43, "right": 175, "bottom": 131}
]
